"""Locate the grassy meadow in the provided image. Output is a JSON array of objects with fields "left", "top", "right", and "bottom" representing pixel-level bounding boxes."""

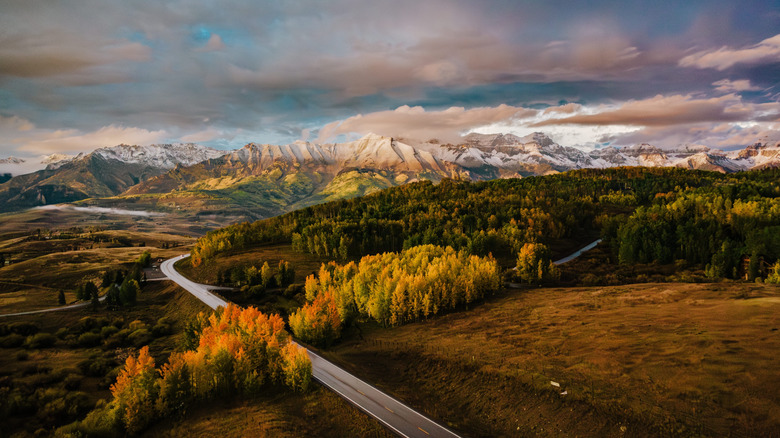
[{"left": 323, "top": 282, "right": 780, "bottom": 437}]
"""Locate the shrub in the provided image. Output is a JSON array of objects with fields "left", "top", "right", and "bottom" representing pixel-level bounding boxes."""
[
  {"left": 101, "top": 325, "right": 119, "bottom": 339},
  {"left": 26, "top": 333, "right": 57, "bottom": 349},
  {"left": 55, "top": 328, "right": 68, "bottom": 339},
  {"left": 0, "top": 334, "right": 25, "bottom": 348},
  {"left": 284, "top": 283, "right": 303, "bottom": 299},
  {"left": 151, "top": 323, "right": 171, "bottom": 338},
  {"left": 22, "top": 364, "right": 51, "bottom": 376},
  {"left": 104, "top": 331, "right": 129, "bottom": 349},
  {"left": 248, "top": 284, "right": 265, "bottom": 298},
  {"left": 56, "top": 397, "right": 123, "bottom": 436},
  {"left": 78, "top": 332, "right": 103, "bottom": 348},
  {"left": 9, "top": 322, "right": 40, "bottom": 336},
  {"left": 128, "top": 329, "right": 153, "bottom": 348},
  {"left": 128, "top": 320, "right": 147, "bottom": 331},
  {"left": 28, "top": 369, "right": 66, "bottom": 388},
  {"left": 16, "top": 351, "right": 29, "bottom": 361},
  {"left": 75, "top": 317, "right": 98, "bottom": 334},
  {"left": 77, "top": 356, "right": 116, "bottom": 377},
  {"left": 580, "top": 273, "right": 601, "bottom": 286},
  {"left": 63, "top": 374, "right": 82, "bottom": 390}
]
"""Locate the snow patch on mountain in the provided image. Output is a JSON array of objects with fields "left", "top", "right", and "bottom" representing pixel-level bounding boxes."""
[
  {"left": 92, "top": 143, "right": 225, "bottom": 169},
  {"left": 0, "top": 157, "right": 26, "bottom": 165}
]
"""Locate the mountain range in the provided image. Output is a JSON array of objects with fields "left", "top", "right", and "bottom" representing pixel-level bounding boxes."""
[{"left": 1, "top": 133, "right": 778, "bottom": 219}]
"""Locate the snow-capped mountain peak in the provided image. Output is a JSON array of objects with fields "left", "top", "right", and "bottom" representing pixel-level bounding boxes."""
[
  {"left": 92, "top": 143, "right": 226, "bottom": 169},
  {"left": 0, "top": 157, "right": 26, "bottom": 165}
]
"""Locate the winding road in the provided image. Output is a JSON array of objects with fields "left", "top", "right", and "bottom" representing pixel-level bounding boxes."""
[
  {"left": 1, "top": 240, "right": 604, "bottom": 433},
  {"left": 161, "top": 254, "right": 460, "bottom": 438},
  {"left": 553, "top": 239, "right": 602, "bottom": 265}
]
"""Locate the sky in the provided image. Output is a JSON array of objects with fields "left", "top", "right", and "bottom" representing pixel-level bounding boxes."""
[{"left": 1, "top": 0, "right": 780, "bottom": 159}]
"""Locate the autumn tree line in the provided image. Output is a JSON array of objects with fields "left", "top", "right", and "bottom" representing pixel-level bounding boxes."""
[
  {"left": 191, "top": 167, "right": 780, "bottom": 282},
  {"left": 289, "top": 245, "right": 502, "bottom": 346},
  {"left": 60, "top": 304, "right": 311, "bottom": 435}
]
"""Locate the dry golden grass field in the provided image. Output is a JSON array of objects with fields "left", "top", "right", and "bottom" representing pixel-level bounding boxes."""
[{"left": 323, "top": 282, "right": 780, "bottom": 437}]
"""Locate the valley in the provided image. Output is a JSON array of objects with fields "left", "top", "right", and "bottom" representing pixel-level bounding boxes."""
[
  {"left": 0, "top": 164, "right": 778, "bottom": 437},
  {"left": 5, "top": 3, "right": 780, "bottom": 437}
]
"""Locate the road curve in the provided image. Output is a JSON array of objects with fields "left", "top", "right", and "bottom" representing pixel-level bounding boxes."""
[
  {"left": 553, "top": 239, "right": 602, "bottom": 265},
  {"left": 161, "top": 254, "right": 460, "bottom": 438},
  {"left": 160, "top": 255, "right": 230, "bottom": 310}
]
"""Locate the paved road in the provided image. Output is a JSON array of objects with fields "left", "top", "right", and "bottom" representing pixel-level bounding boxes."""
[
  {"left": 162, "top": 254, "right": 460, "bottom": 438},
  {"left": 0, "top": 295, "right": 106, "bottom": 318},
  {"left": 160, "top": 255, "right": 230, "bottom": 310},
  {"left": 553, "top": 239, "right": 602, "bottom": 265}
]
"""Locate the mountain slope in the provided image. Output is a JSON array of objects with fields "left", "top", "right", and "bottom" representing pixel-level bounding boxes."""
[
  {"left": 115, "top": 134, "right": 468, "bottom": 220},
  {"left": 2, "top": 132, "right": 778, "bottom": 219},
  {"left": 0, "top": 143, "right": 223, "bottom": 212},
  {"left": 436, "top": 133, "right": 780, "bottom": 175}
]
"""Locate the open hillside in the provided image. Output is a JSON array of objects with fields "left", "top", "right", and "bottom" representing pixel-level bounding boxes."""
[
  {"left": 0, "top": 144, "right": 223, "bottom": 213},
  {"left": 117, "top": 134, "right": 469, "bottom": 220}
]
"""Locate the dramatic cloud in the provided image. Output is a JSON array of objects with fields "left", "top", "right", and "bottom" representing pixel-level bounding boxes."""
[
  {"left": 712, "top": 79, "right": 761, "bottom": 94},
  {"left": 0, "top": 0, "right": 778, "bottom": 156},
  {"left": 679, "top": 33, "right": 780, "bottom": 70},
  {"left": 533, "top": 94, "right": 779, "bottom": 127},
  {"left": 0, "top": 120, "right": 169, "bottom": 155},
  {"left": 317, "top": 105, "right": 537, "bottom": 143},
  {"left": 607, "top": 122, "right": 780, "bottom": 150}
]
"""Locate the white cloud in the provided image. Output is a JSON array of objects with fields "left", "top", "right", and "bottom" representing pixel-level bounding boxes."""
[
  {"left": 5, "top": 123, "right": 168, "bottom": 155},
  {"left": 712, "top": 79, "right": 761, "bottom": 94},
  {"left": 179, "top": 127, "right": 222, "bottom": 143},
  {"left": 317, "top": 104, "right": 537, "bottom": 144},
  {"left": 679, "top": 33, "right": 780, "bottom": 70}
]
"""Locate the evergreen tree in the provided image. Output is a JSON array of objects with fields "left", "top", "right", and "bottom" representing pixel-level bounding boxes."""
[
  {"left": 120, "top": 280, "right": 139, "bottom": 306},
  {"left": 58, "top": 290, "right": 66, "bottom": 305},
  {"left": 84, "top": 281, "right": 99, "bottom": 301},
  {"left": 106, "top": 284, "right": 121, "bottom": 307},
  {"left": 102, "top": 270, "right": 113, "bottom": 288},
  {"left": 91, "top": 290, "right": 101, "bottom": 310}
]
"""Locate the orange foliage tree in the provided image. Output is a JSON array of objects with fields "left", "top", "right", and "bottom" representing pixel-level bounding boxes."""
[
  {"left": 98, "top": 304, "right": 311, "bottom": 435},
  {"left": 289, "top": 291, "right": 341, "bottom": 346}
]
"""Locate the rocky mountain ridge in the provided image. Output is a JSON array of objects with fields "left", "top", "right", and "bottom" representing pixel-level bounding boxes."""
[{"left": 1, "top": 133, "right": 778, "bottom": 216}]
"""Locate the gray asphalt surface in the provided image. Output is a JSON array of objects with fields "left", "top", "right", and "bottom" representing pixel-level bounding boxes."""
[
  {"left": 0, "top": 295, "right": 106, "bottom": 318},
  {"left": 553, "top": 239, "right": 602, "bottom": 265},
  {"left": 161, "top": 253, "right": 460, "bottom": 438}
]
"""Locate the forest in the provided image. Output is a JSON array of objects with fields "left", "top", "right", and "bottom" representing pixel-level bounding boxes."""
[
  {"left": 191, "top": 167, "right": 780, "bottom": 282},
  {"left": 289, "top": 245, "right": 502, "bottom": 345}
]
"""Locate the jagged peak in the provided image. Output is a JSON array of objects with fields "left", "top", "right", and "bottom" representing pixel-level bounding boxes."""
[
  {"left": 0, "top": 156, "right": 26, "bottom": 164},
  {"left": 359, "top": 132, "right": 391, "bottom": 142}
]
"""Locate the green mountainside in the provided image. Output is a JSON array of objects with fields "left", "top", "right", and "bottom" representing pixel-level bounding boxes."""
[
  {"left": 191, "top": 167, "right": 780, "bottom": 282},
  {"left": 0, "top": 154, "right": 166, "bottom": 212}
]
